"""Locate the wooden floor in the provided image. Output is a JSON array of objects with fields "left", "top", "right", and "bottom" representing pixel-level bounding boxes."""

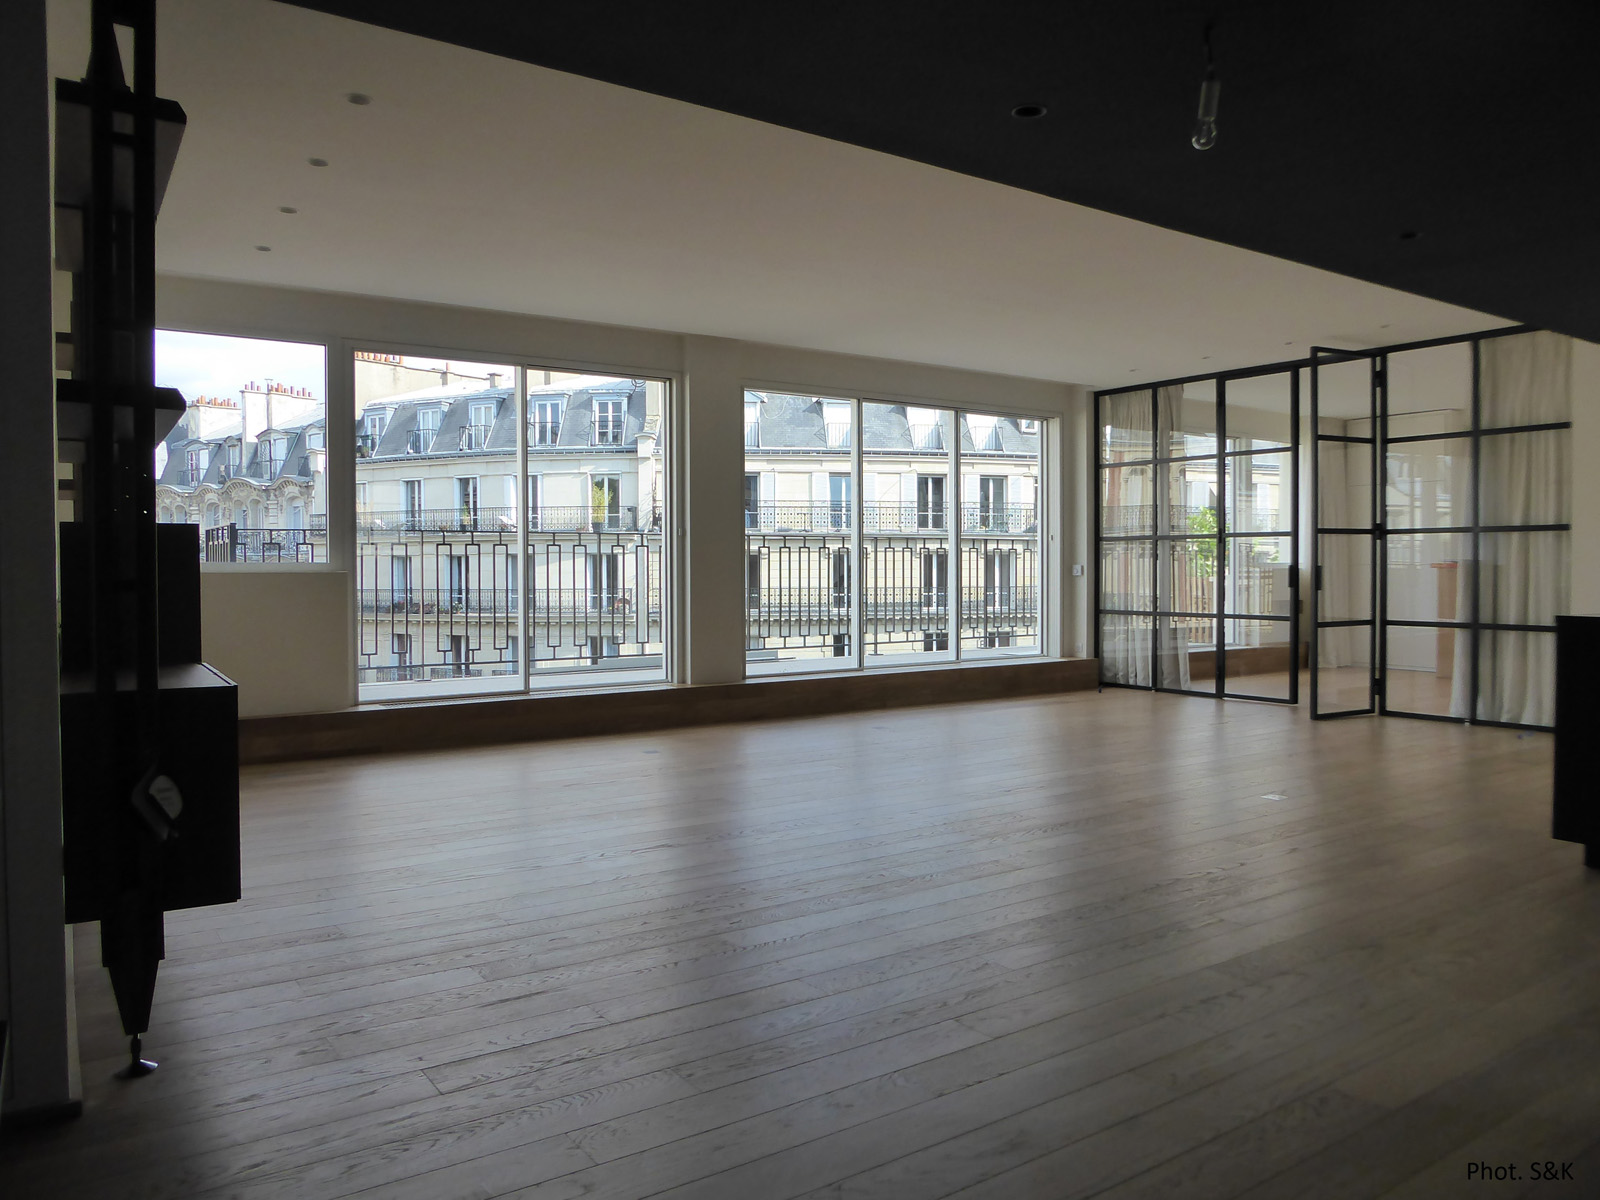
[{"left": 6, "top": 688, "right": 1600, "bottom": 1199}]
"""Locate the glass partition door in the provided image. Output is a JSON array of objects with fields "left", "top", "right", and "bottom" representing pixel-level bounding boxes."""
[{"left": 1311, "top": 351, "right": 1380, "bottom": 717}]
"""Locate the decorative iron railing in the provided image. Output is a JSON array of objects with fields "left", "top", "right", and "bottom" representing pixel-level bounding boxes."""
[
  {"left": 740, "top": 501, "right": 1037, "bottom": 534},
  {"left": 358, "top": 505, "right": 660, "bottom": 534},
  {"left": 203, "top": 524, "right": 325, "bottom": 563}
]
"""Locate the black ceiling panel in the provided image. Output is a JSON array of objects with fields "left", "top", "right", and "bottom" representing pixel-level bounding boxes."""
[{"left": 275, "top": 0, "right": 1600, "bottom": 341}]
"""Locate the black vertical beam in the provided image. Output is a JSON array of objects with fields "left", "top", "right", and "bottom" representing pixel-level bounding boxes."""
[
  {"left": 1376, "top": 353, "right": 1389, "bottom": 715},
  {"left": 130, "top": 0, "right": 161, "bottom": 757},
  {"left": 1369, "top": 354, "right": 1382, "bottom": 713},
  {"left": 1153, "top": 386, "right": 1160, "bottom": 688},
  {"left": 1470, "top": 336, "right": 1483, "bottom": 723},
  {"left": 1289, "top": 367, "right": 1301, "bottom": 705},
  {"left": 1215, "top": 378, "right": 1227, "bottom": 696},
  {"left": 1309, "top": 355, "right": 1321, "bottom": 715},
  {"left": 1092, "top": 390, "right": 1102, "bottom": 671}
]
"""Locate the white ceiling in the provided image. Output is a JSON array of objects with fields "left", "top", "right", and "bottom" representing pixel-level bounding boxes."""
[{"left": 49, "top": 0, "right": 1506, "bottom": 389}]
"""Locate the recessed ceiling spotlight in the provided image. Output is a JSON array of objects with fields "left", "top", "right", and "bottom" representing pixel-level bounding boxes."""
[
  {"left": 1201, "top": 355, "right": 1212, "bottom": 361},
  {"left": 254, "top": 245, "right": 272, "bottom": 252},
  {"left": 1011, "top": 103, "right": 1047, "bottom": 119},
  {"left": 1398, "top": 229, "right": 1419, "bottom": 241},
  {"left": 278, "top": 206, "right": 298, "bottom": 214},
  {"left": 308, "top": 157, "right": 329, "bottom": 167},
  {"left": 346, "top": 92, "right": 373, "bottom": 106},
  {"left": 1379, "top": 323, "right": 1391, "bottom": 329}
]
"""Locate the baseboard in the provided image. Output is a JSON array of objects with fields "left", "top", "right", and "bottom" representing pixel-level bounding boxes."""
[
  {"left": 239, "top": 656, "right": 1099, "bottom": 764},
  {"left": 0, "top": 1097, "right": 83, "bottom": 1132}
]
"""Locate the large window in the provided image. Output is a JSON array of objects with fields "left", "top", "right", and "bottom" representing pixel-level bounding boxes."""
[
  {"left": 354, "top": 352, "right": 668, "bottom": 699},
  {"left": 744, "top": 390, "right": 1044, "bottom": 674},
  {"left": 154, "top": 330, "right": 327, "bottom": 564}
]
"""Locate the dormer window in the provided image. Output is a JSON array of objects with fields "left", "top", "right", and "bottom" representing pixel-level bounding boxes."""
[
  {"left": 906, "top": 406, "right": 943, "bottom": 451},
  {"left": 463, "top": 400, "right": 495, "bottom": 450},
  {"left": 966, "top": 414, "right": 1002, "bottom": 452},
  {"left": 531, "top": 398, "right": 563, "bottom": 446},
  {"left": 744, "top": 398, "right": 760, "bottom": 448},
  {"left": 823, "top": 401, "right": 851, "bottom": 449},
  {"left": 1018, "top": 418, "right": 1039, "bottom": 434},
  {"left": 417, "top": 408, "right": 442, "bottom": 440},
  {"left": 593, "top": 397, "right": 625, "bottom": 446}
]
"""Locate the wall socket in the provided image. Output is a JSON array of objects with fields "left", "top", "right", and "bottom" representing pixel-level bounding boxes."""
[{"left": 1071, "top": 563, "right": 1084, "bottom": 576}]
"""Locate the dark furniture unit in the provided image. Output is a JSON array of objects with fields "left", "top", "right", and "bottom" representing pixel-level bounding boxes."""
[
  {"left": 1553, "top": 614, "right": 1599, "bottom": 867},
  {"left": 53, "top": 0, "right": 239, "bottom": 1078}
]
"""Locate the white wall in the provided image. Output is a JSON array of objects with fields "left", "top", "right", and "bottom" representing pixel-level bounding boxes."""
[
  {"left": 158, "top": 277, "right": 1085, "bottom": 708},
  {"left": 1, "top": 0, "right": 75, "bottom": 1118},
  {"left": 200, "top": 571, "right": 355, "bottom": 717}
]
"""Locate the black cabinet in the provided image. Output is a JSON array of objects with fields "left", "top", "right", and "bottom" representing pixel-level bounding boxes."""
[{"left": 1553, "top": 615, "right": 1599, "bottom": 867}]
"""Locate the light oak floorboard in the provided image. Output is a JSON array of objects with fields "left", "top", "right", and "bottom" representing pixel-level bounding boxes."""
[{"left": 5, "top": 687, "right": 1598, "bottom": 1200}]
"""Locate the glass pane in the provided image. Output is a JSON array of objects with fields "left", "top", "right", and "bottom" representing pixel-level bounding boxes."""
[
  {"left": 1223, "top": 619, "right": 1294, "bottom": 699},
  {"left": 355, "top": 353, "right": 520, "bottom": 699},
  {"left": 1101, "top": 541, "right": 1153, "bottom": 612},
  {"left": 527, "top": 371, "right": 666, "bottom": 682},
  {"left": 1158, "top": 537, "right": 1216, "bottom": 617},
  {"left": 155, "top": 330, "right": 327, "bottom": 565},
  {"left": 1479, "top": 532, "right": 1569, "bottom": 627},
  {"left": 1385, "top": 342, "right": 1471, "bottom": 437},
  {"left": 1222, "top": 371, "right": 1293, "bottom": 450},
  {"left": 961, "top": 413, "right": 1041, "bottom": 657},
  {"left": 1227, "top": 452, "right": 1292, "bottom": 533},
  {"left": 1100, "top": 614, "right": 1151, "bottom": 686},
  {"left": 1317, "top": 438, "right": 1372, "bottom": 528},
  {"left": 1316, "top": 627, "right": 1372, "bottom": 713},
  {"left": 745, "top": 390, "right": 856, "bottom": 673},
  {"left": 1386, "top": 533, "right": 1467, "bottom": 623},
  {"left": 1480, "top": 430, "right": 1570, "bottom": 526},
  {"left": 1160, "top": 379, "right": 1217, "bottom": 458},
  {"left": 1158, "top": 613, "right": 1214, "bottom": 692},
  {"left": 1317, "top": 534, "right": 1372, "bottom": 622},
  {"left": 1101, "top": 465, "right": 1154, "bottom": 536},
  {"left": 863, "top": 402, "right": 954, "bottom": 665},
  {"left": 1162, "top": 461, "right": 1219, "bottom": 536},
  {"left": 1384, "top": 626, "right": 1459, "bottom": 716},
  {"left": 1100, "top": 390, "right": 1152, "bottom": 463},
  {"left": 1225, "top": 536, "right": 1292, "bottom": 617},
  {"left": 1385, "top": 438, "right": 1471, "bottom": 530},
  {"left": 1477, "top": 630, "right": 1557, "bottom": 726}
]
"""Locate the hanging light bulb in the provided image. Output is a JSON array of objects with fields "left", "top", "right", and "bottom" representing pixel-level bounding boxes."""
[{"left": 1191, "top": 22, "right": 1220, "bottom": 150}]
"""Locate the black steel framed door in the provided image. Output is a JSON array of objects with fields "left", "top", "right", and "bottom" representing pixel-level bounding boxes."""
[
  {"left": 1096, "top": 367, "right": 1299, "bottom": 703},
  {"left": 1310, "top": 348, "right": 1381, "bottom": 718}
]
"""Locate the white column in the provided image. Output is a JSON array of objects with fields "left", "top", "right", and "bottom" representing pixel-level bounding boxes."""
[{"left": 0, "top": 0, "right": 77, "bottom": 1119}]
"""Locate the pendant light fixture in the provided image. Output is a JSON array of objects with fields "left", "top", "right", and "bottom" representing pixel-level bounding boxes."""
[{"left": 1192, "top": 21, "right": 1220, "bottom": 150}]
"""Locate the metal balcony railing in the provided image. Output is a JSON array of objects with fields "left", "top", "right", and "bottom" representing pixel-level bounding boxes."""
[
  {"left": 1100, "top": 503, "right": 1213, "bottom": 535},
  {"left": 406, "top": 428, "right": 439, "bottom": 454},
  {"left": 356, "top": 431, "right": 379, "bottom": 458},
  {"left": 740, "top": 502, "right": 1038, "bottom": 535},
  {"left": 203, "top": 524, "right": 325, "bottom": 563},
  {"left": 530, "top": 420, "right": 561, "bottom": 446},
  {"left": 356, "top": 505, "right": 662, "bottom": 534},
  {"left": 459, "top": 424, "right": 493, "bottom": 451}
]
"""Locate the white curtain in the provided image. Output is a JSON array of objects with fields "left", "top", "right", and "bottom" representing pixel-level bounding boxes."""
[
  {"left": 1316, "top": 422, "right": 1372, "bottom": 669},
  {"left": 1101, "top": 616, "right": 1152, "bottom": 685},
  {"left": 1153, "top": 385, "right": 1192, "bottom": 689},
  {"left": 1100, "top": 391, "right": 1153, "bottom": 685},
  {"left": 1449, "top": 331, "right": 1571, "bottom": 725}
]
